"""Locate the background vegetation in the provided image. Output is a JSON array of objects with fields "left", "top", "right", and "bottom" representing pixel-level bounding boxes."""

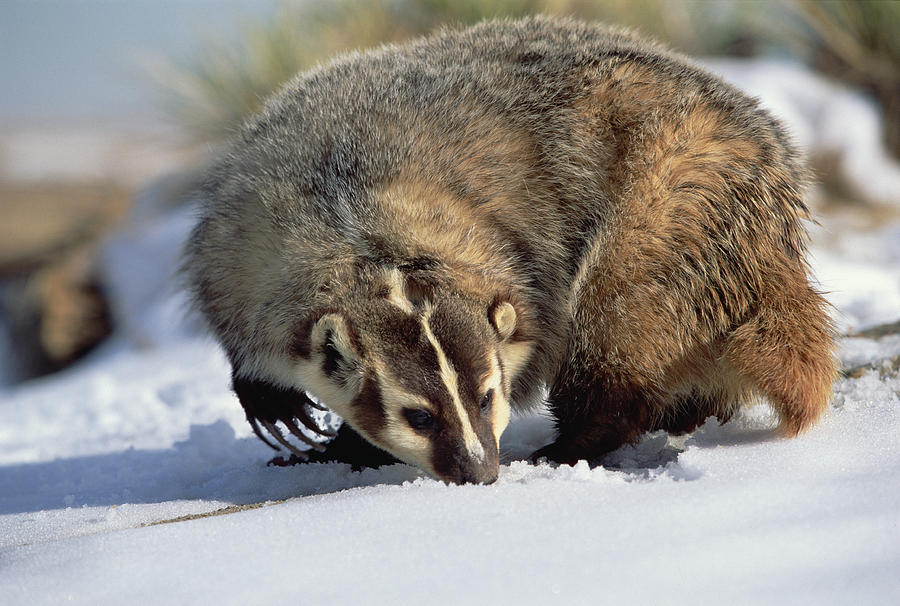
[
  {"left": 148, "top": 0, "right": 899, "bottom": 156},
  {"left": 5, "top": 0, "right": 896, "bottom": 383}
]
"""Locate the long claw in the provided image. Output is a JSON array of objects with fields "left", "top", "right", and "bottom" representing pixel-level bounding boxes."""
[
  {"left": 261, "top": 420, "right": 309, "bottom": 459},
  {"left": 291, "top": 402, "right": 337, "bottom": 438},
  {"left": 284, "top": 418, "right": 327, "bottom": 452},
  {"left": 301, "top": 392, "right": 328, "bottom": 411},
  {"left": 249, "top": 417, "right": 280, "bottom": 451}
]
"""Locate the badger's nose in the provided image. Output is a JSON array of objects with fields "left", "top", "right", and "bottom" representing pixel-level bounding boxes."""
[
  {"left": 458, "top": 469, "right": 498, "bottom": 485},
  {"left": 439, "top": 438, "right": 499, "bottom": 484},
  {"left": 454, "top": 458, "right": 499, "bottom": 485}
]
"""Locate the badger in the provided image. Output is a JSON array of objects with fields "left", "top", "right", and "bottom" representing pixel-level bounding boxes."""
[{"left": 183, "top": 16, "right": 837, "bottom": 484}]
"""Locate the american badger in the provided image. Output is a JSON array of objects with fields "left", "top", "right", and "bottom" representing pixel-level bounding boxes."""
[{"left": 184, "top": 16, "right": 837, "bottom": 484}]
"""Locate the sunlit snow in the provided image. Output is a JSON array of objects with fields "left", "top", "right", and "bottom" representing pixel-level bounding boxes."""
[{"left": 2, "top": 59, "right": 899, "bottom": 605}]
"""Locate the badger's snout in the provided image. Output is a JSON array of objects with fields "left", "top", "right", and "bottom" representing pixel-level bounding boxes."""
[
  {"left": 458, "top": 466, "right": 499, "bottom": 485},
  {"left": 436, "top": 439, "right": 500, "bottom": 485}
]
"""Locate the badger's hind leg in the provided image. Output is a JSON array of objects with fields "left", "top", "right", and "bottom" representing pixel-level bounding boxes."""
[
  {"left": 533, "top": 283, "right": 837, "bottom": 467},
  {"left": 533, "top": 357, "right": 737, "bottom": 465},
  {"left": 531, "top": 268, "right": 835, "bottom": 466}
]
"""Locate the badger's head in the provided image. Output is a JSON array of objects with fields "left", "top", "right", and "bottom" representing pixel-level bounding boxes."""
[{"left": 232, "top": 268, "right": 534, "bottom": 485}]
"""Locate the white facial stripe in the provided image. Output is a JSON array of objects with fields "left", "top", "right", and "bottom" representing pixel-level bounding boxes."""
[
  {"left": 486, "top": 353, "right": 511, "bottom": 447},
  {"left": 386, "top": 268, "right": 415, "bottom": 314},
  {"left": 421, "top": 311, "right": 486, "bottom": 463}
]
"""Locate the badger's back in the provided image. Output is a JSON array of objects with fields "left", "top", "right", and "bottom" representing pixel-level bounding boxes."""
[{"left": 184, "top": 16, "right": 829, "bottom": 429}]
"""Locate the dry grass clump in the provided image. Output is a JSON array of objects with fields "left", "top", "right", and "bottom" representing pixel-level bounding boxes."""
[
  {"left": 0, "top": 180, "right": 127, "bottom": 379},
  {"left": 148, "top": 0, "right": 763, "bottom": 142},
  {"left": 149, "top": 1, "right": 900, "bottom": 156},
  {"left": 786, "top": 0, "right": 900, "bottom": 157}
]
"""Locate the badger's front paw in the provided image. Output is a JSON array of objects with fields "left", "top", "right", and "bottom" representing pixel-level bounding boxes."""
[
  {"left": 267, "top": 424, "right": 400, "bottom": 471},
  {"left": 233, "top": 377, "right": 337, "bottom": 460},
  {"left": 529, "top": 441, "right": 580, "bottom": 466}
]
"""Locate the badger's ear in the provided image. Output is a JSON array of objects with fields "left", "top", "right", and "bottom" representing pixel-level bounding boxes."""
[
  {"left": 489, "top": 300, "right": 534, "bottom": 382},
  {"left": 490, "top": 301, "right": 517, "bottom": 341},
  {"left": 307, "top": 313, "right": 364, "bottom": 394}
]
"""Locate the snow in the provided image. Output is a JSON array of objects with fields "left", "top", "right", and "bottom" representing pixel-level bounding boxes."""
[
  {"left": 811, "top": 222, "right": 900, "bottom": 334},
  {"left": 2, "top": 59, "right": 900, "bottom": 605},
  {"left": 705, "top": 59, "right": 900, "bottom": 208}
]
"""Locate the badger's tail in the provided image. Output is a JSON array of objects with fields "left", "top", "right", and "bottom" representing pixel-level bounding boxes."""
[{"left": 725, "top": 275, "right": 838, "bottom": 435}]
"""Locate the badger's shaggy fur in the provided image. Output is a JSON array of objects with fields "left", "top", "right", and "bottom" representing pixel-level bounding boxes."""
[{"left": 184, "top": 17, "right": 837, "bottom": 482}]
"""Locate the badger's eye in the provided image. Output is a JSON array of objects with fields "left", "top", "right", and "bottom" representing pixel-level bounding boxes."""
[
  {"left": 403, "top": 408, "right": 435, "bottom": 431},
  {"left": 480, "top": 389, "right": 494, "bottom": 413}
]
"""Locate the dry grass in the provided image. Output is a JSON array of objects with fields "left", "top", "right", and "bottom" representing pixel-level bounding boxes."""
[
  {"left": 0, "top": 180, "right": 129, "bottom": 276},
  {"left": 0, "top": 180, "right": 128, "bottom": 379},
  {"left": 148, "top": 0, "right": 766, "bottom": 143},
  {"left": 147, "top": 1, "right": 899, "bottom": 157},
  {"left": 785, "top": 0, "right": 900, "bottom": 157},
  {"left": 142, "top": 500, "right": 286, "bottom": 526}
]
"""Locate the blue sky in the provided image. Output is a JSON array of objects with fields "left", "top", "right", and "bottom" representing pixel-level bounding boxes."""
[{"left": 1, "top": 0, "right": 282, "bottom": 125}]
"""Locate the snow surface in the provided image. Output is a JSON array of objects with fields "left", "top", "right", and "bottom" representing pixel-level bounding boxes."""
[
  {"left": 705, "top": 59, "right": 900, "bottom": 208},
  {"left": 2, "top": 59, "right": 899, "bottom": 605}
]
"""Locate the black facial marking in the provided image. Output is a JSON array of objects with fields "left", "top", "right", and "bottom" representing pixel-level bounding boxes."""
[
  {"left": 351, "top": 377, "right": 388, "bottom": 436},
  {"left": 480, "top": 389, "right": 494, "bottom": 414},
  {"left": 321, "top": 329, "right": 342, "bottom": 378},
  {"left": 403, "top": 408, "right": 436, "bottom": 433},
  {"left": 428, "top": 301, "right": 493, "bottom": 405},
  {"left": 377, "top": 312, "right": 449, "bottom": 404},
  {"left": 369, "top": 298, "right": 501, "bottom": 483}
]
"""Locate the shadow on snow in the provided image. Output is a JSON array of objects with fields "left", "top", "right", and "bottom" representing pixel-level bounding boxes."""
[{"left": 0, "top": 415, "right": 779, "bottom": 515}]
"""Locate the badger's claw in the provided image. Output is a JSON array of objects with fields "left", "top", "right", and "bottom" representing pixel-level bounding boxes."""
[
  {"left": 260, "top": 420, "right": 309, "bottom": 459},
  {"left": 234, "top": 379, "right": 336, "bottom": 454},
  {"left": 300, "top": 392, "right": 328, "bottom": 411},
  {"left": 248, "top": 404, "right": 332, "bottom": 456},
  {"left": 292, "top": 400, "right": 337, "bottom": 438},
  {"left": 249, "top": 417, "right": 281, "bottom": 452},
  {"left": 283, "top": 417, "right": 328, "bottom": 452}
]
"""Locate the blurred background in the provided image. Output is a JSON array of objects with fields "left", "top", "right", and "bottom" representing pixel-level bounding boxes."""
[{"left": 1, "top": 0, "right": 899, "bottom": 385}]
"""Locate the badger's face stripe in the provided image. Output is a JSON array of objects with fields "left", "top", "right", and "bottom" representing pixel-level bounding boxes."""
[
  {"left": 290, "top": 292, "right": 518, "bottom": 484},
  {"left": 489, "top": 353, "right": 511, "bottom": 446},
  {"left": 361, "top": 298, "right": 513, "bottom": 482},
  {"left": 420, "top": 309, "right": 486, "bottom": 463},
  {"left": 386, "top": 268, "right": 415, "bottom": 314}
]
